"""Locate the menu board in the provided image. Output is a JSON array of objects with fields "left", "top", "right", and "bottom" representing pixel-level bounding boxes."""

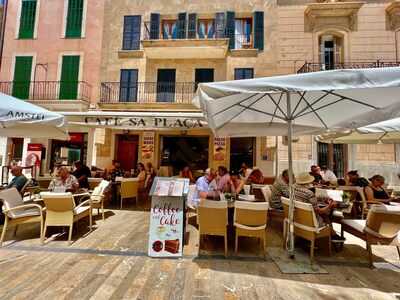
[
  {"left": 142, "top": 131, "right": 155, "bottom": 161},
  {"left": 148, "top": 177, "right": 189, "bottom": 258}
]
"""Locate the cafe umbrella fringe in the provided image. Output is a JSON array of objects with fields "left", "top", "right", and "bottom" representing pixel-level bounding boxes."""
[{"left": 193, "top": 67, "right": 400, "bottom": 256}]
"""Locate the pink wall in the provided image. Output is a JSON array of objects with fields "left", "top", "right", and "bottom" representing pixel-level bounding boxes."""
[{"left": 0, "top": 0, "right": 105, "bottom": 103}]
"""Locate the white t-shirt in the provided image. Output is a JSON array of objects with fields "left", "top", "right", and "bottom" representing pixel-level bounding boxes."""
[{"left": 321, "top": 169, "right": 337, "bottom": 184}]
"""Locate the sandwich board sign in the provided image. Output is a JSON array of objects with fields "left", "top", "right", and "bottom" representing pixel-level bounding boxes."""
[{"left": 148, "top": 177, "right": 189, "bottom": 257}]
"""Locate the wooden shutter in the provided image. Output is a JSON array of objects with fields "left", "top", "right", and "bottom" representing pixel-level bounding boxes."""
[
  {"left": 215, "top": 12, "right": 225, "bottom": 39},
  {"left": 177, "top": 12, "right": 187, "bottom": 39},
  {"left": 119, "top": 69, "right": 138, "bottom": 102},
  {"left": 12, "top": 56, "right": 33, "bottom": 99},
  {"left": 188, "top": 13, "right": 197, "bottom": 39},
  {"left": 226, "top": 11, "right": 235, "bottom": 49},
  {"left": 19, "top": 0, "right": 37, "bottom": 39},
  {"left": 59, "top": 56, "right": 80, "bottom": 100},
  {"left": 65, "top": 0, "right": 84, "bottom": 38},
  {"left": 253, "top": 11, "right": 264, "bottom": 51},
  {"left": 122, "top": 15, "right": 141, "bottom": 50},
  {"left": 150, "top": 13, "right": 160, "bottom": 39}
]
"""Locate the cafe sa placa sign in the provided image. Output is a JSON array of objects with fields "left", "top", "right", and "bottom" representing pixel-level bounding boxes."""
[{"left": 84, "top": 116, "right": 206, "bottom": 129}]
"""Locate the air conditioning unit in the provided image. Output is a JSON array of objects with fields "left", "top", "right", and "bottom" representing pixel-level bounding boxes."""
[{"left": 282, "top": 136, "right": 300, "bottom": 146}]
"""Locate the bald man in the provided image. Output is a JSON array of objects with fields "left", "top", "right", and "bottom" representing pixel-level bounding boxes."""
[{"left": 7, "top": 166, "right": 28, "bottom": 192}]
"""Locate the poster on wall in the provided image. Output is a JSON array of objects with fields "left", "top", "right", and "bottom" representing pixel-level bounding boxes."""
[
  {"left": 25, "top": 143, "right": 43, "bottom": 177},
  {"left": 148, "top": 178, "right": 189, "bottom": 258},
  {"left": 213, "top": 137, "right": 226, "bottom": 161},
  {"left": 142, "top": 131, "right": 155, "bottom": 161}
]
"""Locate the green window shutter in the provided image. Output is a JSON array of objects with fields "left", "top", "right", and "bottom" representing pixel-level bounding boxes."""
[
  {"left": 59, "top": 56, "right": 80, "bottom": 100},
  {"left": 226, "top": 11, "right": 235, "bottom": 50},
  {"left": 19, "top": 0, "right": 37, "bottom": 39},
  {"left": 253, "top": 11, "right": 264, "bottom": 51},
  {"left": 65, "top": 0, "right": 84, "bottom": 38},
  {"left": 12, "top": 56, "right": 33, "bottom": 99}
]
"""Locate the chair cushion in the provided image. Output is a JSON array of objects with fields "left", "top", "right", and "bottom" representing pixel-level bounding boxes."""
[
  {"left": 74, "top": 206, "right": 90, "bottom": 215},
  {"left": 234, "top": 223, "right": 266, "bottom": 231},
  {"left": 12, "top": 208, "right": 41, "bottom": 219},
  {"left": 341, "top": 219, "right": 366, "bottom": 233}
]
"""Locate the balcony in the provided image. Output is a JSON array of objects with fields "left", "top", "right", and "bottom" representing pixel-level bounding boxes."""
[
  {"left": 297, "top": 61, "right": 400, "bottom": 73},
  {"left": 141, "top": 21, "right": 229, "bottom": 59},
  {"left": 0, "top": 81, "right": 91, "bottom": 111},
  {"left": 99, "top": 82, "right": 198, "bottom": 110}
]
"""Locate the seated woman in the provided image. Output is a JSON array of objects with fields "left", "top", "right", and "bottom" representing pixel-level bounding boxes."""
[
  {"left": 365, "top": 175, "right": 391, "bottom": 204},
  {"left": 247, "top": 167, "right": 264, "bottom": 185},
  {"left": 179, "top": 165, "right": 194, "bottom": 183},
  {"left": 136, "top": 163, "right": 147, "bottom": 190},
  {"left": 229, "top": 170, "right": 244, "bottom": 194},
  {"left": 216, "top": 166, "right": 232, "bottom": 193}
]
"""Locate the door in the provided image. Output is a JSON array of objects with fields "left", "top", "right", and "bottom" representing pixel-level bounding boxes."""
[
  {"left": 59, "top": 55, "right": 80, "bottom": 99},
  {"left": 116, "top": 135, "right": 139, "bottom": 172},
  {"left": 230, "top": 137, "right": 255, "bottom": 172},
  {"left": 157, "top": 69, "right": 176, "bottom": 102},
  {"left": 319, "top": 35, "right": 342, "bottom": 70},
  {"left": 119, "top": 69, "right": 138, "bottom": 102},
  {"left": 195, "top": 68, "right": 214, "bottom": 89},
  {"left": 12, "top": 56, "right": 33, "bottom": 99}
]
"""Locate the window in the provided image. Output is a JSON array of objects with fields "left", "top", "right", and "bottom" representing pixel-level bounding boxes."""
[
  {"left": 162, "top": 20, "right": 178, "bottom": 39},
  {"left": 234, "top": 18, "right": 252, "bottom": 49},
  {"left": 65, "top": 0, "right": 84, "bottom": 38},
  {"left": 122, "top": 16, "right": 141, "bottom": 50},
  {"left": 119, "top": 69, "right": 138, "bottom": 102},
  {"left": 12, "top": 56, "right": 33, "bottom": 99},
  {"left": 234, "top": 68, "right": 253, "bottom": 80},
  {"left": 197, "top": 19, "right": 215, "bottom": 39},
  {"left": 19, "top": 0, "right": 37, "bottom": 39},
  {"left": 59, "top": 55, "right": 80, "bottom": 99}
]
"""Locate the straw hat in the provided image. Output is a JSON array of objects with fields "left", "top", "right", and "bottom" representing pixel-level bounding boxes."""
[{"left": 295, "top": 172, "right": 315, "bottom": 185}]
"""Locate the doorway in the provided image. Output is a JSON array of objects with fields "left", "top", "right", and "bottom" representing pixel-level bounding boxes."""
[
  {"left": 157, "top": 69, "right": 176, "bottom": 102},
  {"left": 195, "top": 68, "right": 214, "bottom": 89},
  {"left": 317, "top": 142, "right": 347, "bottom": 178},
  {"left": 160, "top": 136, "right": 209, "bottom": 175},
  {"left": 319, "top": 35, "right": 343, "bottom": 70},
  {"left": 230, "top": 137, "right": 255, "bottom": 172},
  {"left": 10, "top": 138, "right": 24, "bottom": 162},
  {"left": 116, "top": 135, "right": 139, "bottom": 172}
]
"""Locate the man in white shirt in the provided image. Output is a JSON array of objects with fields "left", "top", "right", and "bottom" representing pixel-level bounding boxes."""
[
  {"left": 320, "top": 165, "right": 337, "bottom": 185},
  {"left": 192, "top": 168, "right": 218, "bottom": 206}
]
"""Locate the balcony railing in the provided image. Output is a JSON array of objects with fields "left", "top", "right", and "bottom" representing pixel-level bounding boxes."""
[
  {"left": 297, "top": 60, "right": 400, "bottom": 73},
  {"left": 100, "top": 82, "right": 196, "bottom": 104},
  {"left": 0, "top": 81, "right": 91, "bottom": 101}
]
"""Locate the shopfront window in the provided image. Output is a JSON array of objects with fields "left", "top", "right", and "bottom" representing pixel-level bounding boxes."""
[{"left": 50, "top": 133, "right": 87, "bottom": 171}]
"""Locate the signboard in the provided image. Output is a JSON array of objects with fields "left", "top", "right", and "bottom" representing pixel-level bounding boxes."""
[
  {"left": 148, "top": 177, "right": 189, "bottom": 258},
  {"left": 142, "top": 131, "right": 155, "bottom": 161},
  {"left": 213, "top": 137, "right": 226, "bottom": 161},
  {"left": 25, "top": 143, "right": 42, "bottom": 168}
]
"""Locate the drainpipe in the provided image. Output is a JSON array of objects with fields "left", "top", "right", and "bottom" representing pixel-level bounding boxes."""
[
  {"left": 0, "top": 0, "right": 8, "bottom": 71},
  {"left": 395, "top": 30, "right": 399, "bottom": 62}
]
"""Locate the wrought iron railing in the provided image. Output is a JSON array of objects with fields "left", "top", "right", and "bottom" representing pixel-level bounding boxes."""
[
  {"left": 0, "top": 81, "right": 91, "bottom": 101},
  {"left": 297, "top": 60, "right": 400, "bottom": 73},
  {"left": 100, "top": 82, "right": 197, "bottom": 104}
]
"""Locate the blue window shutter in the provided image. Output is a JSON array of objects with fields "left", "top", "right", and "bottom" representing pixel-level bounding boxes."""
[
  {"left": 122, "top": 15, "right": 141, "bottom": 50},
  {"left": 253, "top": 11, "right": 264, "bottom": 51},
  {"left": 119, "top": 69, "right": 138, "bottom": 102},
  {"left": 177, "top": 12, "right": 187, "bottom": 39},
  {"left": 150, "top": 13, "right": 160, "bottom": 39},
  {"left": 188, "top": 13, "right": 196, "bottom": 39},
  {"left": 226, "top": 11, "right": 235, "bottom": 49},
  {"left": 215, "top": 12, "right": 225, "bottom": 39}
]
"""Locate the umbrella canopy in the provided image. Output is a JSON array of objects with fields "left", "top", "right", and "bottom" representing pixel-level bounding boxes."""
[
  {"left": 194, "top": 67, "right": 400, "bottom": 137},
  {"left": 317, "top": 117, "right": 400, "bottom": 144},
  {"left": 0, "top": 93, "right": 67, "bottom": 139},
  {"left": 194, "top": 67, "right": 400, "bottom": 256}
]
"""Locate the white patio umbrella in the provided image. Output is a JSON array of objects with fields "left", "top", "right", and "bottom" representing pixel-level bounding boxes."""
[
  {"left": 317, "top": 117, "right": 400, "bottom": 144},
  {"left": 193, "top": 67, "right": 400, "bottom": 256},
  {"left": 0, "top": 92, "right": 67, "bottom": 139}
]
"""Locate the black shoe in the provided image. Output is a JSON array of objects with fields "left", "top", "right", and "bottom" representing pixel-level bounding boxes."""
[{"left": 332, "top": 234, "right": 346, "bottom": 242}]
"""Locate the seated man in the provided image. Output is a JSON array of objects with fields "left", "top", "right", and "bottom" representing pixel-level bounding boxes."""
[
  {"left": 309, "top": 165, "right": 323, "bottom": 184},
  {"left": 192, "top": 168, "right": 218, "bottom": 206},
  {"left": 7, "top": 165, "right": 28, "bottom": 192},
  {"left": 270, "top": 169, "right": 290, "bottom": 210},
  {"left": 72, "top": 160, "right": 91, "bottom": 189},
  {"left": 48, "top": 166, "right": 79, "bottom": 193},
  {"left": 294, "top": 172, "right": 344, "bottom": 241},
  {"left": 320, "top": 165, "right": 337, "bottom": 185}
]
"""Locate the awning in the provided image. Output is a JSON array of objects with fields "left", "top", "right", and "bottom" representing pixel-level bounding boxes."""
[{"left": 62, "top": 111, "right": 207, "bottom": 130}]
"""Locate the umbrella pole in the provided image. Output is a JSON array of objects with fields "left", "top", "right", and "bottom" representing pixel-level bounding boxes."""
[{"left": 286, "top": 92, "right": 295, "bottom": 258}]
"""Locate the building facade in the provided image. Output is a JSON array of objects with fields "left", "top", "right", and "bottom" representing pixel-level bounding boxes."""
[{"left": 1, "top": 0, "right": 399, "bottom": 182}]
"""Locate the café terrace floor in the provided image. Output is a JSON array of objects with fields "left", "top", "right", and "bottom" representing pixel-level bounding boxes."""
[{"left": 0, "top": 203, "right": 399, "bottom": 300}]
